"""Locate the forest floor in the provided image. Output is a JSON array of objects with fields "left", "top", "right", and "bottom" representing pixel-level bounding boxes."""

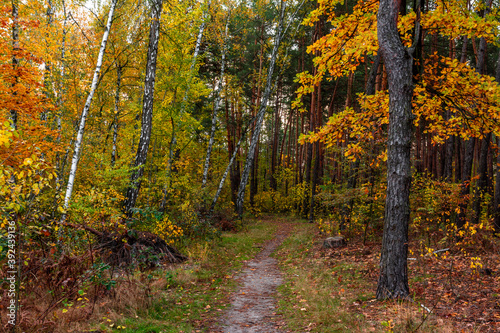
[
  {"left": 59, "top": 215, "right": 500, "bottom": 333},
  {"left": 212, "top": 220, "right": 292, "bottom": 332}
]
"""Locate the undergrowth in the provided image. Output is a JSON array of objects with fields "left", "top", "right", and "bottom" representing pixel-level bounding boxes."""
[{"left": 15, "top": 218, "right": 275, "bottom": 333}]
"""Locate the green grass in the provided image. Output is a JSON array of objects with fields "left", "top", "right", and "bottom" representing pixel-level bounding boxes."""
[{"left": 84, "top": 218, "right": 277, "bottom": 333}]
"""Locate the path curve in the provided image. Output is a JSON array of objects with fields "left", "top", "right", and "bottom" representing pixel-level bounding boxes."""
[{"left": 213, "top": 223, "right": 290, "bottom": 333}]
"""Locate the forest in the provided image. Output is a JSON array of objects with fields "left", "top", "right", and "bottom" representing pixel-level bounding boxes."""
[{"left": 1, "top": 0, "right": 500, "bottom": 331}]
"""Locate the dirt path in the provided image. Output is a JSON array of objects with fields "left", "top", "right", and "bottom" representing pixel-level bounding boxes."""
[{"left": 213, "top": 223, "right": 290, "bottom": 333}]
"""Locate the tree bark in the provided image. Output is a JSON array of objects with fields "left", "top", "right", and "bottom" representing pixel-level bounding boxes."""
[
  {"left": 456, "top": 0, "right": 491, "bottom": 228},
  {"left": 235, "top": 0, "right": 287, "bottom": 218},
  {"left": 472, "top": 134, "right": 491, "bottom": 224},
  {"left": 492, "top": 49, "right": 500, "bottom": 233},
  {"left": 270, "top": 78, "right": 281, "bottom": 191},
  {"left": 494, "top": 136, "right": 500, "bottom": 234},
  {"left": 376, "top": 0, "right": 415, "bottom": 300},
  {"left": 211, "top": 120, "right": 252, "bottom": 212},
  {"left": 202, "top": 17, "right": 229, "bottom": 188},
  {"left": 123, "top": 0, "right": 163, "bottom": 216},
  {"left": 62, "top": 0, "right": 118, "bottom": 214},
  {"left": 111, "top": 63, "right": 123, "bottom": 168}
]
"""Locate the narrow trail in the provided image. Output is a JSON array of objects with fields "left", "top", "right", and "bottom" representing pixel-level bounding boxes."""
[{"left": 213, "top": 222, "right": 291, "bottom": 333}]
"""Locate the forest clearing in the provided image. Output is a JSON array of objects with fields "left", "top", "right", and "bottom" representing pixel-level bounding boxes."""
[{"left": 2, "top": 0, "right": 500, "bottom": 331}]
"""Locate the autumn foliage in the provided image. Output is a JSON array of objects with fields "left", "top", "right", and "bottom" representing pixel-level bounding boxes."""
[{"left": 1, "top": 0, "right": 500, "bottom": 330}]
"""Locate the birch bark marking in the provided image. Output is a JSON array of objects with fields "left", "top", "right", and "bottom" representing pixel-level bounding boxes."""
[
  {"left": 235, "top": 0, "right": 287, "bottom": 218},
  {"left": 210, "top": 122, "right": 251, "bottom": 212},
  {"left": 111, "top": 63, "right": 123, "bottom": 167},
  {"left": 62, "top": 0, "right": 118, "bottom": 215},
  {"left": 202, "top": 17, "right": 230, "bottom": 187},
  {"left": 376, "top": 0, "right": 415, "bottom": 299},
  {"left": 123, "top": 0, "right": 163, "bottom": 216}
]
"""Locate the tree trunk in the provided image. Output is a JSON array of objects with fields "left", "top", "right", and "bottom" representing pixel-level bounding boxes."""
[
  {"left": 491, "top": 49, "right": 500, "bottom": 233},
  {"left": 472, "top": 134, "right": 491, "bottom": 224},
  {"left": 341, "top": 54, "right": 381, "bottom": 229},
  {"left": 376, "top": 0, "right": 415, "bottom": 300},
  {"left": 123, "top": 0, "right": 163, "bottom": 216},
  {"left": 62, "top": 0, "right": 118, "bottom": 214},
  {"left": 443, "top": 111, "right": 454, "bottom": 182},
  {"left": 211, "top": 121, "right": 251, "bottom": 212},
  {"left": 494, "top": 136, "right": 500, "bottom": 234},
  {"left": 456, "top": 0, "right": 491, "bottom": 228},
  {"left": 270, "top": 78, "right": 281, "bottom": 191},
  {"left": 303, "top": 100, "right": 314, "bottom": 217},
  {"left": 236, "top": 0, "right": 287, "bottom": 218},
  {"left": 202, "top": 17, "right": 229, "bottom": 188},
  {"left": 309, "top": 68, "right": 322, "bottom": 222},
  {"left": 111, "top": 63, "right": 123, "bottom": 168}
]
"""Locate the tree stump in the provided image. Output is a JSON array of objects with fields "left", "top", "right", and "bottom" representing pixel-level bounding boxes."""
[{"left": 323, "top": 236, "right": 346, "bottom": 248}]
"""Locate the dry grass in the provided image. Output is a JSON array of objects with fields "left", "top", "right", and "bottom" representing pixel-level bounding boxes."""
[
  {"left": 3, "top": 217, "right": 277, "bottom": 332},
  {"left": 275, "top": 220, "right": 496, "bottom": 332}
]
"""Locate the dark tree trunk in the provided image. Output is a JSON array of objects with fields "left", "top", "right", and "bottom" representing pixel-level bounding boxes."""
[
  {"left": 455, "top": 138, "right": 462, "bottom": 182},
  {"left": 303, "top": 107, "right": 314, "bottom": 217},
  {"left": 443, "top": 113, "right": 454, "bottom": 182},
  {"left": 491, "top": 49, "right": 500, "bottom": 233},
  {"left": 494, "top": 136, "right": 500, "bottom": 234},
  {"left": 456, "top": 0, "right": 491, "bottom": 228},
  {"left": 309, "top": 141, "right": 320, "bottom": 222},
  {"left": 309, "top": 68, "right": 322, "bottom": 222},
  {"left": 341, "top": 54, "right": 381, "bottom": 230},
  {"left": 472, "top": 134, "right": 491, "bottom": 224},
  {"left": 457, "top": 137, "right": 475, "bottom": 229},
  {"left": 376, "top": 0, "right": 414, "bottom": 300},
  {"left": 123, "top": 0, "right": 163, "bottom": 216}
]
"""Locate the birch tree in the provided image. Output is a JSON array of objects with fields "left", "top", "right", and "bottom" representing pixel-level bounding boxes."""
[
  {"left": 235, "top": 0, "right": 292, "bottom": 218},
  {"left": 62, "top": 0, "right": 118, "bottom": 215},
  {"left": 111, "top": 61, "right": 123, "bottom": 167},
  {"left": 123, "top": 0, "right": 163, "bottom": 216},
  {"left": 202, "top": 15, "right": 230, "bottom": 188}
]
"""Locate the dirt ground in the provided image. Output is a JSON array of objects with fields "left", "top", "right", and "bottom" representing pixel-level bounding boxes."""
[{"left": 211, "top": 223, "right": 291, "bottom": 333}]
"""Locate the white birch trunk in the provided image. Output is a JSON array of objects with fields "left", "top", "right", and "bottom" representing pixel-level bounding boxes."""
[
  {"left": 111, "top": 64, "right": 122, "bottom": 167},
  {"left": 123, "top": 0, "right": 164, "bottom": 215},
  {"left": 210, "top": 121, "right": 251, "bottom": 212},
  {"left": 235, "top": 0, "right": 287, "bottom": 217},
  {"left": 62, "top": 0, "right": 118, "bottom": 214},
  {"left": 202, "top": 17, "right": 229, "bottom": 187},
  {"left": 180, "top": 0, "right": 211, "bottom": 111}
]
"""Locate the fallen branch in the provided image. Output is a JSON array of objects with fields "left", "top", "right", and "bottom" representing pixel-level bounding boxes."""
[{"left": 64, "top": 223, "right": 187, "bottom": 265}]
